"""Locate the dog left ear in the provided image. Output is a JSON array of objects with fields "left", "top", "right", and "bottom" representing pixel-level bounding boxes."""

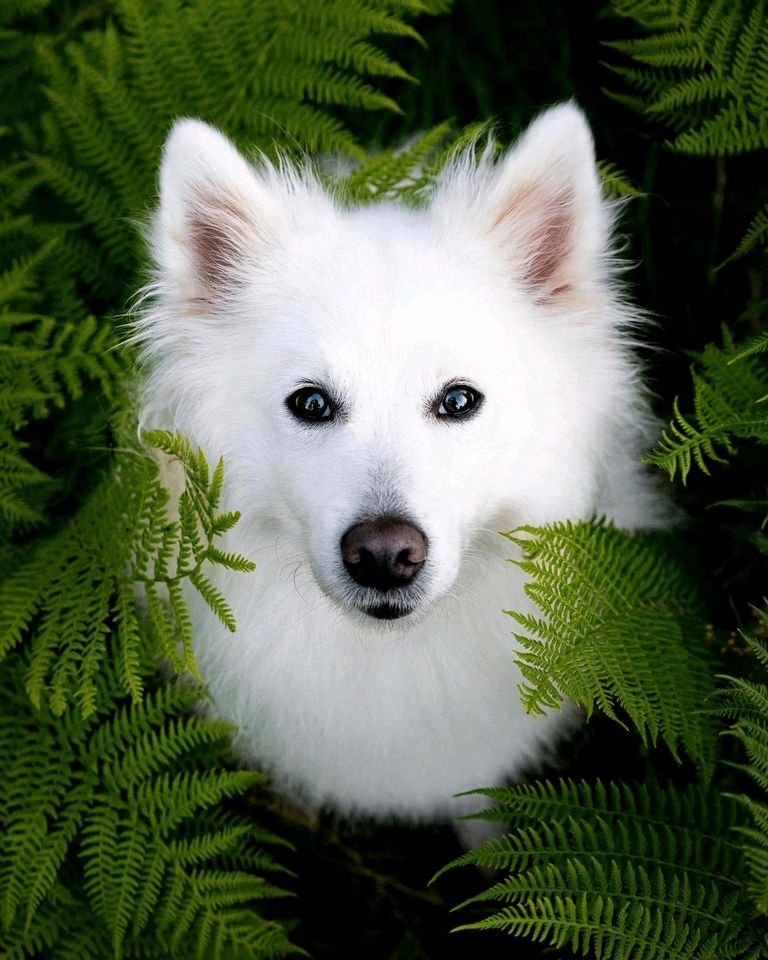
[
  {"left": 152, "top": 119, "right": 332, "bottom": 304},
  {"left": 434, "top": 103, "right": 610, "bottom": 303}
]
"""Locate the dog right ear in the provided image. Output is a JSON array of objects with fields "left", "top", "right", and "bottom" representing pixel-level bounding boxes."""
[
  {"left": 152, "top": 120, "right": 329, "bottom": 303},
  {"left": 429, "top": 103, "right": 612, "bottom": 308}
]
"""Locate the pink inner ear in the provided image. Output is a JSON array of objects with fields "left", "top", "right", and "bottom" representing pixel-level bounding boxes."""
[
  {"left": 527, "top": 201, "right": 573, "bottom": 291},
  {"left": 492, "top": 181, "right": 575, "bottom": 296},
  {"left": 188, "top": 187, "right": 253, "bottom": 294}
]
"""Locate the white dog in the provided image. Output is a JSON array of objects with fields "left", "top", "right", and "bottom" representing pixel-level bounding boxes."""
[{"left": 134, "top": 103, "right": 665, "bottom": 825}]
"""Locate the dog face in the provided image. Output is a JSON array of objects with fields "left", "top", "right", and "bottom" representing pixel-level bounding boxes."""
[{"left": 138, "top": 105, "right": 630, "bottom": 623}]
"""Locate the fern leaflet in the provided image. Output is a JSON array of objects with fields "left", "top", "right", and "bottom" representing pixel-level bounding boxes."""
[
  {"left": 435, "top": 777, "right": 764, "bottom": 959},
  {"left": 0, "top": 430, "right": 255, "bottom": 715},
  {"left": 645, "top": 329, "right": 768, "bottom": 481},
  {"left": 716, "top": 615, "right": 768, "bottom": 913},
  {"left": 503, "top": 518, "right": 715, "bottom": 768},
  {"left": 0, "top": 640, "right": 296, "bottom": 959}
]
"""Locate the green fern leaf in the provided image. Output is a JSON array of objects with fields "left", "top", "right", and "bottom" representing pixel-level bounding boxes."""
[
  {"left": 503, "top": 518, "right": 715, "bottom": 768},
  {"left": 437, "top": 777, "right": 760, "bottom": 960},
  {"left": 723, "top": 203, "right": 768, "bottom": 264},
  {"left": 0, "top": 641, "right": 295, "bottom": 957},
  {"left": 645, "top": 330, "right": 768, "bottom": 481},
  {"left": 596, "top": 159, "right": 643, "bottom": 197},
  {"left": 29, "top": 0, "right": 444, "bottom": 307},
  {"left": 608, "top": 0, "right": 768, "bottom": 155},
  {"left": 0, "top": 430, "right": 255, "bottom": 715},
  {"left": 0, "top": 245, "right": 124, "bottom": 532},
  {"left": 717, "top": 614, "right": 768, "bottom": 912}
]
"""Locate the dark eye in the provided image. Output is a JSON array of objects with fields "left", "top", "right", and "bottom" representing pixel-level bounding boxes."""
[
  {"left": 437, "top": 385, "right": 482, "bottom": 418},
  {"left": 287, "top": 387, "right": 335, "bottom": 423}
]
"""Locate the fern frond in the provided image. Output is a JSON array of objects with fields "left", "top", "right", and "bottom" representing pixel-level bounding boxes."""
[
  {"left": 0, "top": 431, "right": 255, "bottom": 715},
  {"left": 717, "top": 612, "right": 768, "bottom": 912},
  {"left": 332, "top": 122, "right": 451, "bottom": 203},
  {"left": 0, "top": 642, "right": 295, "bottom": 958},
  {"left": 596, "top": 159, "right": 643, "bottom": 197},
  {"left": 729, "top": 331, "right": 768, "bottom": 361},
  {"left": 723, "top": 203, "right": 768, "bottom": 264},
  {"left": 607, "top": 0, "right": 768, "bottom": 155},
  {"left": 31, "top": 0, "right": 442, "bottom": 305},
  {"left": 438, "top": 776, "right": 758, "bottom": 959},
  {"left": 503, "top": 518, "right": 715, "bottom": 768},
  {"left": 0, "top": 242, "right": 124, "bottom": 532},
  {"left": 645, "top": 329, "right": 768, "bottom": 481}
]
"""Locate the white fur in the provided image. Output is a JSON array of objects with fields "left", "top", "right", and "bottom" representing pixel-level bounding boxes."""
[{"left": 132, "top": 103, "right": 667, "bottom": 822}]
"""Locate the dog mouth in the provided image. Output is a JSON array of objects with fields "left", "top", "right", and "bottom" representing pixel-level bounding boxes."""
[
  {"left": 364, "top": 601, "right": 414, "bottom": 620},
  {"left": 310, "top": 564, "right": 425, "bottom": 623},
  {"left": 339, "top": 584, "right": 423, "bottom": 622}
]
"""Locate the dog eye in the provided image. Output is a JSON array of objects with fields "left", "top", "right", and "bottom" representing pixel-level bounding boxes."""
[
  {"left": 437, "top": 385, "right": 481, "bottom": 418},
  {"left": 287, "top": 387, "right": 335, "bottom": 423}
]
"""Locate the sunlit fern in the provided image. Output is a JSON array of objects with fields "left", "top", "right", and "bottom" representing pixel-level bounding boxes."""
[
  {"left": 28, "top": 0, "right": 445, "bottom": 307},
  {"left": 503, "top": 518, "right": 715, "bottom": 770},
  {"left": 0, "top": 430, "right": 254, "bottom": 715}
]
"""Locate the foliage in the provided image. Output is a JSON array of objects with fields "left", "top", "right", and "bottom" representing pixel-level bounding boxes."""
[
  {"left": 503, "top": 519, "right": 714, "bottom": 769},
  {"left": 606, "top": 0, "right": 768, "bottom": 156},
  {"left": 596, "top": 159, "right": 642, "bottom": 197},
  {"left": 724, "top": 203, "right": 768, "bottom": 263},
  {"left": 0, "top": 637, "right": 296, "bottom": 960},
  {"left": 645, "top": 329, "right": 768, "bottom": 482},
  {"left": 0, "top": 241, "right": 124, "bottom": 532},
  {"left": 21, "top": 0, "right": 442, "bottom": 311},
  {"left": 436, "top": 778, "right": 765, "bottom": 959},
  {"left": 606, "top": 0, "right": 768, "bottom": 260},
  {"left": 0, "top": 433, "right": 287, "bottom": 957},
  {"left": 717, "top": 614, "right": 768, "bottom": 913},
  {"left": 0, "top": 430, "right": 254, "bottom": 715}
]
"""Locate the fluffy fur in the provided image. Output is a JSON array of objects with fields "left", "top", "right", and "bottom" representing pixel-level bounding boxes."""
[{"left": 133, "top": 103, "right": 667, "bottom": 823}]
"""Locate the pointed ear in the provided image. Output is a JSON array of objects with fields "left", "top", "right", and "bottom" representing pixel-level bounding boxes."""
[
  {"left": 434, "top": 103, "right": 610, "bottom": 302},
  {"left": 152, "top": 119, "right": 329, "bottom": 302}
]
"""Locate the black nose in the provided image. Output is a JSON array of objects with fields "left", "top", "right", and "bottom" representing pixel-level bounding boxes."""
[{"left": 341, "top": 519, "right": 427, "bottom": 591}]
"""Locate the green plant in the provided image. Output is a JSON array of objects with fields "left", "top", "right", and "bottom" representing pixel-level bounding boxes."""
[
  {"left": 436, "top": 779, "right": 760, "bottom": 958},
  {"left": 0, "top": 248, "right": 115, "bottom": 531},
  {"left": 606, "top": 0, "right": 768, "bottom": 259},
  {"left": 437, "top": 520, "right": 767, "bottom": 956},
  {"left": 716, "top": 611, "right": 768, "bottom": 913},
  {"left": 606, "top": 0, "right": 768, "bottom": 156},
  {"left": 502, "top": 519, "right": 713, "bottom": 768},
  {"left": 0, "top": 432, "right": 294, "bottom": 959},
  {"left": 0, "top": 429, "right": 256, "bottom": 714},
  {"left": 24, "top": 0, "right": 445, "bottom": 309},
  {"left": 645, "top": 329, "right": 768, "bottom": 482},
  {"left": 0, "top": 635, "right": 296, "bottom": 960}
]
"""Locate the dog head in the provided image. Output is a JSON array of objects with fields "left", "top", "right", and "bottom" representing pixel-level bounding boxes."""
[{"left": 137, "top": 104, "right": 640, "bottom": 623}]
